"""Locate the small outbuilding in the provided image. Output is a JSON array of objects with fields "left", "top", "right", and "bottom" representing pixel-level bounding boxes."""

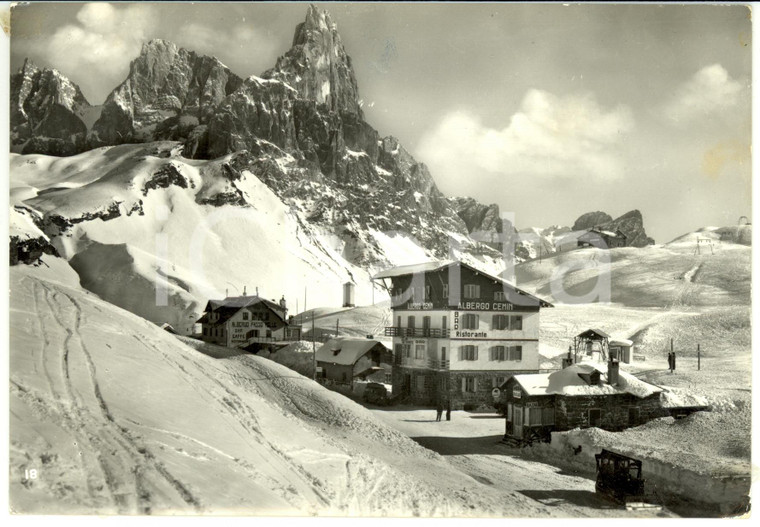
[
  {"left": 316, "top": 338, "right": 393, "bottom": 385},
  {"left": 500, "top": 360, "right": 667, "bottom": 444},
  {"left": 609, "top": 338, "right": 634, "bottom": 364}
]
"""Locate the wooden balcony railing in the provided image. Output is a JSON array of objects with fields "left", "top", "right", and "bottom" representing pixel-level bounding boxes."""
[{"left": 384, "top": 327, "right": 450, "bottom": 338}]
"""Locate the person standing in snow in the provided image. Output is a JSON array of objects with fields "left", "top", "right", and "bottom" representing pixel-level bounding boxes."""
[
  {"left": 445, "top": 400, "right": 451, "bottom": 421},
  {"left": 436, "top": 400, "right": 443, "bottom": 421}
]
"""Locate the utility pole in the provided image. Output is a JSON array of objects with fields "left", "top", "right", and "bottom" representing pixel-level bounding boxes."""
[
  {"left": 312, "top": 314, "right": 316, "bottom": 381},
  {"left": 697, "top": 343, "right": 701, "bottom": 371},
  {"left": 336, "top": 318, "right": 340, "bottom": 337}
]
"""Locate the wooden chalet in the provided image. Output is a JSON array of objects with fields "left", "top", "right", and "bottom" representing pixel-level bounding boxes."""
[
  {"left": 315, "top": 338, "right": 393, "bottom": 385},
  {"left": 196, "top": 293, "right": 301, "bottom": 350}
]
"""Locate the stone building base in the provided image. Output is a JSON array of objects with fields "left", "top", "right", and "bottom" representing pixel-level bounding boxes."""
[{"left": 392, "top": 367, "right": 537, "bottom": 409}]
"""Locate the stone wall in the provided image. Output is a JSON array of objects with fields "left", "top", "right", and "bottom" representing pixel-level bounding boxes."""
[
  {"left": 555, "top": 393, "right": 665, "bottom": 431},
  {"left": 394, "top": 367, "right": 531, "bottom": 409}
]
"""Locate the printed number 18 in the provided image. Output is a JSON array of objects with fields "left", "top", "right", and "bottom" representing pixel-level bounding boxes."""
[{"left": 25, "top": 469, "right": 38, "bottom": 480}]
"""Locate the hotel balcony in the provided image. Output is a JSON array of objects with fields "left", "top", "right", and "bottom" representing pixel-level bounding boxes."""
[
  {"left": 427, "top": 358, "right": 450, "bottom": 370},
  {"left": 384, "top": 327, "right": 451, "bottom": 338}
]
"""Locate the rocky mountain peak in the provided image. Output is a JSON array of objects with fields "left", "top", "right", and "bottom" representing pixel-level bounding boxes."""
[
  {"left": 89, "top": 39, "right": 242, "bottom": 147},
  {"left": 263, "top": 5, "right": 362, "bottom": 116},
  {"left": 10, "top": 60, "right": 91, "bottom": 156}
]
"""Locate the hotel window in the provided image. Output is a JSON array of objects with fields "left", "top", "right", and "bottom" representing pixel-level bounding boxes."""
[
  {"left": 490, "top": 346, "right": 507, "bottom": 361},
  {"left": 507, "top": 345, "right": 523, "bottom": 361},
  {"left": 425, "top": 285, "right": 431, "bottom": 301},
  {"left": 443, "top": 283, "right": 449, "bottom": 298},
  {"left": 243, "top": 311, "right": 249, "bottom": 321},
  {"left": 463, "top": 377, "right": 477, "bottom": 393},
  {"left": 407, "top": 316, "right": 416, "bottom": 329},
  {"left": 464, "top": 284, "right": 480, "bottom": 298},
  {"left": 510, "top": 315, "right": 523, "bottom": 330},
  {"left": 404, "top": 344, "right": 412, "bottom": 359},
  {"left": 462, "top": 314, "right": 479, "bottom": 329},
  {"left": 492, "top": 376, "right": 506, "bottom": 387},
  {"left": 492, "top": 314, "right": 509, "bottom": 330},
  {"left": 459, "top": 345, "right": 478, "bottom": 361},
  {"left": 442, "top": 316, "right": 448, "bottom": 331},
  {"left": 414, "top": 343, "right": 426, "bottom": 360},
  {"left": 494, "top": 290, "right": 506, "bottom": 301}
]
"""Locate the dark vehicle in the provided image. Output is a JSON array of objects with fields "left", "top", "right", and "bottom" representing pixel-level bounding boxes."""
[
  {"left": 595, "top": 449, "right": 645, "bottom": 503},
  {"left": 363, "top": 383, "right": 390, "bottom": 406}
]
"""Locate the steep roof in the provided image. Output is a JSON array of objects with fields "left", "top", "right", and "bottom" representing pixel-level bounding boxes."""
[
  {"left": 507, "top": 362, "right": 662, "bottom": 399},
  {"left": 315, "top": 338, "right": 388, "bottom": 366},
  {"left": 577, "top": 328, "right": 611, "bottom": 340},
  {"left": 372, "top": 260, "right": 553, "bottom": 307}
]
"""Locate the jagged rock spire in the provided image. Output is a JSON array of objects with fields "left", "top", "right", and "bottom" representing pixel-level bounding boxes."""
[{"left": 263, "top": 5, "right": 363, "bottom": 116}]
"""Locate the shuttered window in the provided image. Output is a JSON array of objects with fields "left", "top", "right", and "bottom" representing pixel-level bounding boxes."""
[
  {"left": 507, "top": 345, "right": 523, "bottom": 361},
  {"left": 414, "top": 344, "right": 425, "bottom": 359},
  {"left": 464, "top": 284, "right": 480, "bottom": 298},
  {"left": 494, "top": 290, "right": 506, "bottom": 301},
  {"left": 462, "top": 314, "right": 479, "bottom": 329},
  {"left": 462, "top": 377, "right": 477, "bottom": 393},
  {"left": 510, "top": 315, "right": 523, "bottom": 330},
  {"left": 459, "top": 345, "right": 478, "bottom": 361},
  {"left": 492, "top": 314, "right": 509, "bottom": 330},
  {"left": 443, "top": 284, "right": 449, "bottom": 298},
  {"left": 490, "top": 346, "right": 506, "bottom": 361}
]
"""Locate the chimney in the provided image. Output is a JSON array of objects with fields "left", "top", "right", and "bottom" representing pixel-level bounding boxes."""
[
  {"left": 561, "top": 347, "right": 573, "bottom": 369},
  {"left": 243, "top": 285, "right": 247, "bottom": 296},
  {"left": 256, "top": 286, "right": 259, "bottom": 296},
  {"left": 607, "top": 358, "right": 620, "bottom": 386}
]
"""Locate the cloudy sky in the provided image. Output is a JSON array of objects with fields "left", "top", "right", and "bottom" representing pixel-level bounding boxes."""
[{"left": 10, "top": 2, "right": 752, "bottom": 243}]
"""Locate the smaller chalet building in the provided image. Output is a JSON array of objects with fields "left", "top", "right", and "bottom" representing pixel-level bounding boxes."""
[
  {"left": 316, "top": 338, "right": 393, "bottom": 385},
  {"left": 577, "top": 227, "right": 627, "bottom": 249},
  {"left": 196, "top": 294, "right": 301, "bottom": 349},
  {"left": 501, "top": 361, "right": 666, "bottom": 444}
]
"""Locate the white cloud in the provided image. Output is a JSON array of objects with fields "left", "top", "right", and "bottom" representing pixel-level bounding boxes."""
[
  {"left": 42, "top": 4, "right": 158, "bottom": 102},
  {"left": 29, "top": 3, "right": 276, "bottom": 103},
  {"left": 416, "top": 89, "right": 634, "bottom": 185},
  {"left": 663, "top": 64, "right": 743, "bottom": 124}
]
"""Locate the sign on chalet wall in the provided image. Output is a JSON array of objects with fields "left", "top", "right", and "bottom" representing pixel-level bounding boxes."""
[{"left": 230, "top": 320, "right": 267, "bottom": 343}]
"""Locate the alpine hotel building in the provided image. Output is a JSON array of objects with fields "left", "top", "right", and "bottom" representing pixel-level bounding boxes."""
[{"left": 373, "top": 261, "right": 553, "bottom": 409}]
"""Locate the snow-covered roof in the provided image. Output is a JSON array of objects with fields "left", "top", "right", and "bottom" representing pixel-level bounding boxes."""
[
  {"left": 510, "top": 362, "right": 662, "bottom": 399},
  {"left": 609, "top": 338, "right": 633, "bottom": 347},
  {"left": 315, "top": 338, "right": 388, "bottom": 366},
  {"left": 577, "top": 328, "right": 611, "bottom": 339},
  {"left": 372, "top": 260, "right": 453, "bottom": 279}
]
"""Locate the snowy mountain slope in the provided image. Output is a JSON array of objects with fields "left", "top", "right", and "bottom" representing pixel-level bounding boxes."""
[
  {"left": 514, "top": 237, "right": 750, "bottom": 308},
  {"left": 10, "top": 140, "right": 508, "bottom": 333},
  {"left": 10, "top": 259, "right": 552, "bottom": 516}
]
